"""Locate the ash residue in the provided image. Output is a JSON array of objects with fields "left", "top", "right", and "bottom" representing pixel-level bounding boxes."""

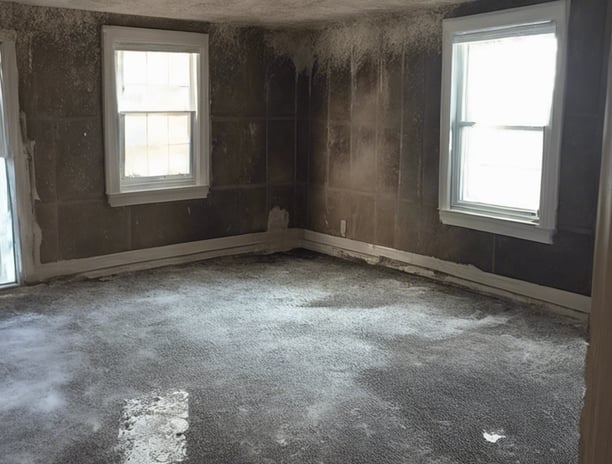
[
  {"left": 9, "top": 2, "right": 99, "bottom": 39},
  {"left": 210, "top": 23, "right": 242, "bottom": 50},
  {"left": 264, "top": 9, "right": 450, "bottom": 74}
]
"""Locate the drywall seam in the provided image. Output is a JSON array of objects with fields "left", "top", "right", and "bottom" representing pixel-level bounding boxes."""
[
  {"left": 299, "top": 230, "right": 591, "bottom": 317},
  {"left": 27, "top": 229, "right": 303, "bottom": 281}
]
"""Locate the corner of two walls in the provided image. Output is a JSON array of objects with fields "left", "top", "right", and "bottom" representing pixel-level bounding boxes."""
[
  {"left": 1, "top": 0, "right": 607, "bottom": 296},
  {"left": 0, "top": 2, "right": 302, "bottom": 275},
  {"left": 269, "top": 0, "right": 609, "bottom": 297}
]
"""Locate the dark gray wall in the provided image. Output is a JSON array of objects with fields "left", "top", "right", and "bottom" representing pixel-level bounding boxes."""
[
  {"left": 0, "top": 0, "right": 606, "bottom": 296},
  {"left": 0, "top": 2, "right": 300, "bottom": 263},
  {"left": 299, "top": 0, "right": 610, "bottom": 296}
]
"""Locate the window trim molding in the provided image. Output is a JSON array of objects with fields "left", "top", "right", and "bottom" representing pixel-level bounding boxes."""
[
  {"left": 439, "top": 0, "right": 568, "bottom": 244},
  {"left": 102, "top": 26, "right": 210, "bottom": 207},
  {"left": 0, "top": 30, "right": 34, "bottom": 282}
]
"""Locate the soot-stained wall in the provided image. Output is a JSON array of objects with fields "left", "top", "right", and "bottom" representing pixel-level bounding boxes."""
[
  {"left": 0, "top": 0, "right": 606, "bottom": 297},
  {"left": 295, "top": 0, "right": 609, "bottom": 296},
  {"left": 0, "top": 2, "right": 301, "bottom": 264}
]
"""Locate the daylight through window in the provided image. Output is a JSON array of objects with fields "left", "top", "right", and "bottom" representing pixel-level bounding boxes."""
[{"left": 439, "top": 1, "right": 567, "bottom": 243}]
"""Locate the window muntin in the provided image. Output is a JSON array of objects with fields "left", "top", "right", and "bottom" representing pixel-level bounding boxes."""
[
  {"left": 103, "top": 27, "right": 210, "bottom": 207},
  {"left": 439, "top": 1, "right": 567, "bottom": 244}
]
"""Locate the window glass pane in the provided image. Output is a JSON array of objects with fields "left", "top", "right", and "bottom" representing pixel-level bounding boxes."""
[
  {"left": 147, "top": 142, "right": 170, "bottom": 177},
  {"left": 169, "top": 113, "right": 191, "bottom": 145},
  {"left": 459, "top": 126, "right": 543, "bottom": 211},
  {"left": 123, "top": 112, "right": 192, "bottom": 178},
  {"left": 0, "top": 157, "right": 16, "bottom": 284},
  {"left": 0, "top": 95, "right": 6, "bottom": 159},
  {"left": 116, "top": 50, "right": 196, "bottom": 112},
  {"left": 168, "top": 143, "right": 191, "bottom": 175},
  {"left": 461, "top": 32, "right": 557, "bottom": 126}
]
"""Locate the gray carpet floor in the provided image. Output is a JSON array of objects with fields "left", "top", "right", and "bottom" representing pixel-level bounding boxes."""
[{"left": 0, "top": 250, "right": 586, "bottom": 463}]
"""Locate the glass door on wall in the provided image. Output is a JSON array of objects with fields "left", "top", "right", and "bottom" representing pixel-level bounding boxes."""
[{"left": 0, "top": 47, "right": 17, "bottom": 286}]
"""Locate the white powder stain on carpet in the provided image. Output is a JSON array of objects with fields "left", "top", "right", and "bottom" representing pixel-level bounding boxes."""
[
  {"left": 483, "top": 430, "right": 506, "bottom": 443},
  {"left": 118, "top": 390, "right": 189, "bottom": 464}
]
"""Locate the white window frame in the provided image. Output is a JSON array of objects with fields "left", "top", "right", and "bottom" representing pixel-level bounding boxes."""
[
  {"left": 102, "top": 26, "right": 210, "bottom": 207},
  {"left": 0, "top": 31, "right": 31, "bottom": 284},
  {"left": 439, "top": 1, "right": 568, "bottom": 244}
]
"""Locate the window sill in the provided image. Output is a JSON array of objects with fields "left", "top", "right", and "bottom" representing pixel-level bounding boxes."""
[
  {"left": 0, "top": 282, "right": 19, "bottom": 291},
  {"left": 439, "top": 208, "right": 555, "bottom": 244},
  {"left": 107, "top": 185, "right": 210, "bottom": 207}
]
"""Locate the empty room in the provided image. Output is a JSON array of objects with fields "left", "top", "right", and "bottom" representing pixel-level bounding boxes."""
[{"left": 0, "top": 0, "right": 611, "bottom": 462}]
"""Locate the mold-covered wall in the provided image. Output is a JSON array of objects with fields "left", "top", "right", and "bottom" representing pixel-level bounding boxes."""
[
  {"left": 292, "top": 0, "right": 609, "bottom": 296},
  {"left": 0, "top": 2, "right": 301, "bottom": 264}
]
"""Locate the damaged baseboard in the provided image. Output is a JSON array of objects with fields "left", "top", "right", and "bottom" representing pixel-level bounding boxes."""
[
  {"left": 24, "top": 227, "right": 591, "bottom": 317},
  {"left": 27, "top": 229, "right": 303, "bottom": 282},
  {"left": 298, "top": 230, "right": 591, "bottom": 317}
]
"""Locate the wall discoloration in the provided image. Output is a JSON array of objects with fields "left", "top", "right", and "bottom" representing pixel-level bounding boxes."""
[
  {"left": 267, "top": 206, "right": 290, "bottom": 231},
  {"left": 0, "top": 1, "right": 301, "bottom": 265},
  {"left": 298, "top": 0, "right": 609, "bottom": 296},
  {"left": 264, "top": 10, "right": 446, "bottom": 74},
  {"left": 0, "top": 0, "right": 607, "bottom": 298}
]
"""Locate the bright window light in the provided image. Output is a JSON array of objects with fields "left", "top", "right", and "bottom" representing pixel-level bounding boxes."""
[
  {"left": 0, "top": 45, "right": 16, "bottom": 285},
  {"left": 116, "top": 50, "right": 196, "bottom": 181},
  {"left": 103, "top": 27, "right": 210, "bottom": 207},
  {"left": 456, "top": 32, "right": 557, "bottom": 213},
  {"left": 439, "top": 1, "right": 567, "bottom": 244},
  {"left": 0, "top": 157, "right": 16, "bottom": 285}
]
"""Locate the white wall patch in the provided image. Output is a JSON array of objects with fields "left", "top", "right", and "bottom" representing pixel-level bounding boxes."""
[{"left": 118, "top": 390, "right": 189, "bottom": 464}]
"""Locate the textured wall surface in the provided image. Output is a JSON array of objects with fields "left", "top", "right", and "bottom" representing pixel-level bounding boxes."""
[
  {"left": 298, "top": 0, "right": 610, "bottom": 296},
  {"left": 0, "top": 0, "right": 607, "bottom": 297},
  {"left": 0, "top": 2, "right": 301, "bottom": 263}
]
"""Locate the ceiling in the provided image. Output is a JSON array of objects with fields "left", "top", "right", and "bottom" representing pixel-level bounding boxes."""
[{"left": 9, "top": 0, "right": 465, "bottom": 25}]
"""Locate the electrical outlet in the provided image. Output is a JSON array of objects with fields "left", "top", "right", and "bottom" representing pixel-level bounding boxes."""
[{"left": 340, "top": 219, "right": 347, "bottom": 237}]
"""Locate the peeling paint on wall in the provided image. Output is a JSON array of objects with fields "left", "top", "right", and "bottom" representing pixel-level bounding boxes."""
[{"left": 268, "top": 206, "right": 290, "bottom": 231}]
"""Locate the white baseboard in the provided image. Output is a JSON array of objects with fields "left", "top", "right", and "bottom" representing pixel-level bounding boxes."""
[
  {"left": 24, "top": 227, "right": 591, "bottom": 318},
  {"left": 299, "top": 230, "right": 591, "bottom": 317},
  {"left": 28, "top": 229, "right": 302, "bottom": 282}
]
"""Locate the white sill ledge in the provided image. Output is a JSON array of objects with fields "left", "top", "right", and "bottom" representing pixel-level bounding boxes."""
[
  {"left": 108, "top": 185, "right": 210, "bottom": 207},
  {"left": 0, "top": 282, "right": 19, "bottom": 291},
  {"left": 439, "top": 209, "right": 555, "bottom": 244}
]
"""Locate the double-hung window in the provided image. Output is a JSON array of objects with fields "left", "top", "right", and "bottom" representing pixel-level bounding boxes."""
[
  {"left": 103, "top": 26, "right": 210, "bottom": 207},
  {"left": 439, "top": 1, "right": 567, "bottom": 243}
]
